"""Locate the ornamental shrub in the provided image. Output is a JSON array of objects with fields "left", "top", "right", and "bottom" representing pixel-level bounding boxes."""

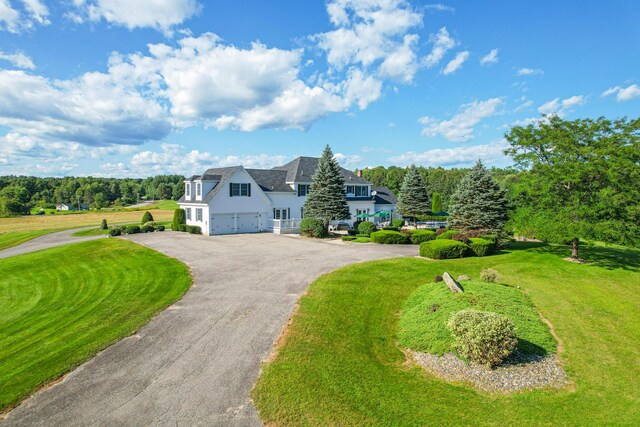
[
  {"left": 141, "top": 211, "right": 154, "bottom": 224},
  {"left": 172, "top": 208, "right": 186, "bottom": 231},
  {"left": 156, "top": 225, "right": 165, "bottom": 231},
  {"left": 300, "top": 217, "right": 328, "bottom": 238},
  {"left": 358, "top": 221, "right": 377, "bottom": 236},
  {"left": 100, "top": 219, "right": 108, "bottom": 230},
  {"left": 355, "top": 233, "right": 370, "bottom": 238},
  {"left": 186, "top": 225, "right": 202, "bottom": 234},
  {"left": 352, "top": 220, "right": 363, "bottom": 231},
  {"left": 347, "top": 228, "right": 357, "bottom": 236},
  {"left": 125, "top": 225, "right": 141, "bottom": 234},
  {"left": 419, "top": 239, "right": 469, "bottom": 259},
  {"left": 370, "top": 230, "right": 411, "bottom": 244},
  {"left": 141, "top": 225, "right": 155, "bottom": 233},
  {"left": 436, "top": 229, "right": 459, "bottom": 240},
  {"left": 479, "top": 234, "right": 497, "bottom": 244},
  {"left": 108, "top": 228, "right": 121, "bottom": 237},
  {"left": 178, "top": 224, "right": 187, "bottom": 232},
  {"left": 468, "top": 238, "right": 494, "bottom": 257},
  {"left": 143, "top": 221, "right": 157, "bottom": 227},
  {"left": 447, "top": 309, "right": 517, "bottom": 368},
  {"left": 392, "top": 218, "right": 405, "bottom": 228},
  {"left": 480, "top": 268, "right": 499, "bottom": 283},
  {"left": 409, "top": 230, "right": 436, "bottom": 245},
  {"left": 342, "top": 235, "right": 357, "bottom": 241}
]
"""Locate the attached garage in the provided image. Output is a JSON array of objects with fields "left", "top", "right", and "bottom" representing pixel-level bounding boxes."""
[{"left": 210, "top": 212, "right": 261, "bottom": 235}]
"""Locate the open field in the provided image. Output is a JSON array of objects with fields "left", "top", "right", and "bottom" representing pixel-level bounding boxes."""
[
  {"left": 253, "top": 242, "right": 640, "bottom": 426},
  {"left": 0, "top": 239, "right": 191, "bottom": 412}
]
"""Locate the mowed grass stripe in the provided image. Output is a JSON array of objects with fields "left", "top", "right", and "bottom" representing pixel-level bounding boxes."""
[{"left": 0, "top": 239, "right": 191, "bottom": 411}]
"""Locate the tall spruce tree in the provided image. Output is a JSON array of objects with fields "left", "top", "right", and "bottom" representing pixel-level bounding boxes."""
[
  {"left": 304, "top": 145, "right": 351, "bottom": 227},
  {"left": 431, "top": 192, "right": 443, "bottom": 213},
  {"left": 396, "top": 165, "right": 431, "bottom": 226},
  {"left": 449, "top": 160, "right": 509, "bottom": 236}
]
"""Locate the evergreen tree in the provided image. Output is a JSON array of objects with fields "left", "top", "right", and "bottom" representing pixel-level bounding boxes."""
[
  {"left": 141, "top": 210, "right": 154, "bottom": 224},
  {"left": 304, "top": 145, "right": 351, "bottom": 227},
  {"left": 449, "top": 160, "right": 509, "bottom": 237},
  {"left": 431, "top": 192, "right": 443, "bottom": 213},
  {"left": 396, "top": 165, "right": 430, "bottom": 226}
]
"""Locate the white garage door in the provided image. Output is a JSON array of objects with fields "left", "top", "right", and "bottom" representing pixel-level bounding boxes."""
[
  {"left": 210, "top": 213, "right": 260, "bottom": 234},
  {"left": 210, "top": 213, "right": 235, "bottom": 235},
  {"left": 236, "top": 213, "right": 259, "bottom": 233}
]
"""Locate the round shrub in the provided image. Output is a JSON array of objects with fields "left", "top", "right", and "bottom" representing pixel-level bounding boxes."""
[
  {"left": 141, "top": 225, "right": 155, "bottom": 233},
  {"left": 468, "top": 238, "right": 494, "bottom": 257},
  {"left": 125, "top": 225, "right": 141, "bottom": 234},
  {"left": 358, "top": 221, "right": 377, "bottom": 236},
  {"left": 480, "top": 268, "right": 499, "bottom": 283},
  {"left": 108, "top": 228, "right": 121, "bottom": 237},
  {"left": 141, "top": 211, "right": 154, "bottom": 224},
  {"left": 370, "top": 230, "right": 410, "bottom": 244},
  {"left": 178, "top": 224, "right": 187, "bottom": 232},
  {"left": 409, "top": 230, "right": 436, "bottom": 245},
  {"left": 352, "top": 220, "right": 363, "bottom": 232},
  {"left": 300, "top": 217, "right": 328, "bottom": 238},
  {"left": 100, "top": 219, "right": 108, "bottom": 230},
  {"left": 347, "top": 228, "right": 358, "bottom": 236},
  {"left": 435, "top": 229, "right": 459, "bottom": 240},
  {"left": 341, "top": 235, "right": 357, "bottom": 241},
  {"left": 172, "top": 208, "right": 186, "bottom": 231},
  {"left": 419, "top": 239, "right": 469, "bottom": 259},
  {"left": 392, "top": 218, "right": 405, "bottom": 228},
  {"left": 447, "top": 309, "right": 517, "bottom": 368},
  {"left": 156, "top": 225, "right": 165, "bottom": 231}
]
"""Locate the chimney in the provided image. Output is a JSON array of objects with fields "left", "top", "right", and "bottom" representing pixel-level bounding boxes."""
[{"left": 356, "top": 169, "right": 362, "bottom": 177}]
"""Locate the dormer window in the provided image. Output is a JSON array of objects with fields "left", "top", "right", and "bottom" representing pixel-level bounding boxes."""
[
  {"left": 185, "top": 183, "right": 191, "bottom": 197},
  {"left": 298, "top": 184, "right": 311, "bottom": 196},
  {"left": 196, "top": 183, "right": 201, "bottom": 197},
  {"left": 345, "top": 185, "right": 368, "bottom": 197}
]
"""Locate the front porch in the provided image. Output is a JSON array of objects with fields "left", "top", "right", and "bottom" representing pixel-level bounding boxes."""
[{"left": 268, "top": 219, "right": 302, "bottom": 234}]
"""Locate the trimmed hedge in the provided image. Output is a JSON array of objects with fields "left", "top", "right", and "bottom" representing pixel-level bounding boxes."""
[
  {"left": 468, "top": 237, "right": 494, "bottom": 257},
  {"left": 125, "top": 225, "right": 141, "bottom": 234},
  {"left": 156, "top": 225, "right": 165, "bottom": 232},
  {"left": 355, "top": 234, "right": 370, "bottom": 238},
  {"left": 300, "top": 217, "right": 328, "bottom": 238},
  {"left": 141, "top": 211, "right": 154, "bottom": 224},
  {"left": 479, "top": 234, "right": 497, "bottom": 244},
  {"left": 409, "top": 230, "right": 436, "bottom": 245},
  {"left": 383, "top": 226, "right": 400, "bottom": 231},
  {"left": 370, "top": 230, "right": 411, "bottom": 244},
  {"left": 358, "top": 221, "right": 377, "bottom": 236},
  {"left": 108, "top": 228, "right": 121, "bottom": 237},
  {"left": 392, "top": 218, "right": 405, "bottom": 228},
  {"left": 186, "top": 225, "right": 202, "bottom": 234},
  {"left": 436, "top": 229, "right": 459, "bottom": 240},
  {"left": 342, "top": 235, "right": 357, "bottom": 241},
  {"left": 419, "top": 239, "right": 469, "bottom": 259},
  {"left": 178, "top": 224, "right": 187, "bottom": 232},
  {"left": 447, "top": 309, "right": 517, "bottom": 368},
  {"left": 347, "top": 228, "right": 358, "bottom": 236},
  {"left": 141, "top": 225, "right": 155, "bottom": 233}
]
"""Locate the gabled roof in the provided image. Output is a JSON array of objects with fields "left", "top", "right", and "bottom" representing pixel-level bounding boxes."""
[
  {"left": 373, "top": 186, "right": 398, "bottom": 205},
  {"left": 272, "top": 156, "right": 370, "bottom": 184},
  {"left": 246, "top": 169, "right": 293, "bottom": 192},
  {"left": 179, "top": 166, "right": 241, "bottom": 203}
]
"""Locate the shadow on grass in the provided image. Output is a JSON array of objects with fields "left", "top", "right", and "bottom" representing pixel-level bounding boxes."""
[{"left": 505, "top": 241, "right": 640, "bottom": 272}]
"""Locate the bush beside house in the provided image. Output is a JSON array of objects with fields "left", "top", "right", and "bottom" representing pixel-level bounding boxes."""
[
  {"left": 358, "top": 221, "right": 377, "bottom": 236},
  {"left": 300, "top": 217, "right": 328, "bottom": 238},
  {"left": 172, "top": 209, "right": 186, "bottom": 231}
]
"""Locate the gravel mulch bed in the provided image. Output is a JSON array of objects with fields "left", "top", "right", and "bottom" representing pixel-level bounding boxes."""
[{"left": 408, "top": 349, "right": 568, "bottom": 394}]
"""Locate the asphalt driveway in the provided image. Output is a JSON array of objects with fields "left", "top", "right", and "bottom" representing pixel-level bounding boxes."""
[{"left": 3, "top": 232, "right": 417, "bottom": 426}]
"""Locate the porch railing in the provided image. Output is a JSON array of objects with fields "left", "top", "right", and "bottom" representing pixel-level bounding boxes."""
[{"left": 268, "top": 219, "right": 302, "bottom": 234}]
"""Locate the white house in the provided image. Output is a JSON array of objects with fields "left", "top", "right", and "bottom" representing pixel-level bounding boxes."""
[{"left": 178, "top": 156, "right": 398, "bottom": 235}]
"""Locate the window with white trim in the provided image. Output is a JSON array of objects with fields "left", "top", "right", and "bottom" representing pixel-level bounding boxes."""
[
  {"left": 298, "top": 184, "right": 311, "bottom": 196},
  {"left": 196, "top": 183, "right": 201, "bottom": 197},
  {"left": 186, "top": 207, "right": 192, "bottom": 220},
  {"left": 230, "top": 183, "right": 251, "bottom": 196},
  {"left": 345, "top": 185, "right": 368, "bottom": 197},
  {"left": 185, "top": 183, "right": 191, "bottom": 197},
  {"left": 196, "top": 208, "right": 202, "bottom": 221}
]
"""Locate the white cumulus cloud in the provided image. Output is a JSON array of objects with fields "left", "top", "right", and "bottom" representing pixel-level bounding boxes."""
[
  {"left": 442, "top": 50, "right": 469, "bottom": 75},
  {"left": 0, "top": 50, "right": 35, "bottom": 69},
  {"left": 0, "top": 0, "right": 49, "bottom": 32},
  {"left": 419, "top": 97, "right": 504, "bottom": 142},
  {"left": 423, "top": 26, "right": 456, "bottom": 68},
  {"left": 538, "top": 95, "right": 585, "bottom": 116},
  {"left": 517, "top": 67, "right": 543, "bottom": 76},
  {"left": 602, "top": 84, "right": 640, "bottom": 102},
  {"left": 388, "top": 139, "right": 510, "bottom": 167}
]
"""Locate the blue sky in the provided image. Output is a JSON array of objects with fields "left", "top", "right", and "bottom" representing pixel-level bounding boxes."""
[{"left": 0, "top": 0, "right": 638, "bottom": 177}]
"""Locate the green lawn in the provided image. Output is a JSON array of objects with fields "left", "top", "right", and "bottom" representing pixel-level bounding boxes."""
[
  {"left": 252, "top": 242, "right": 640, "bottom": 426},
  {"left": 0, "top": 230, "right": 55, "bottom": 251},
  {"left": 0, "top": 239, "right": 191, "bottom": 411},
  {"left": 399, "top": 280, "right": 557, "bottom": 357}
]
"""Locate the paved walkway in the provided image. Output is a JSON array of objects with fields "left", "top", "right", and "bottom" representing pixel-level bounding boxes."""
[
  {"left": 2, "top": 232, "right": 417, "bottom": 426},
  {"left": 0, "top": 228, "right": 107, "bottom": 259}
]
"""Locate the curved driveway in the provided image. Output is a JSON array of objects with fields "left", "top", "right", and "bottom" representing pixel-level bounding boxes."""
[
  {"left": 0, "top": 228, "right": 106, "bottom": 259},
  {"left": 3, "top": 232, "right": 417, "bottom": 426}
]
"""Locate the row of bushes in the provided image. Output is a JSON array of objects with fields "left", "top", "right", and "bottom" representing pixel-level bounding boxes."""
[
  {"left": 419, "top": 238, "right": 495, "bottom": 259},
  {"left": 108, "top": 223, "right": 166, "bottom": 236}
]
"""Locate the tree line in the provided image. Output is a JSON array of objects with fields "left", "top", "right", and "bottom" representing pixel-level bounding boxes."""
[{"left": 0, "top": 175, "right": 185, "bottom": 215}]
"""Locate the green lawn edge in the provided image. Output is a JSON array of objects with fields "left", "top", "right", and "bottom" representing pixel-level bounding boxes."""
[
  {"left": 252, "top": 242, "right": 640, "bottom": 426},
  {"left": 0, "top": 239, "right": 192, "bottom": 412}
]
